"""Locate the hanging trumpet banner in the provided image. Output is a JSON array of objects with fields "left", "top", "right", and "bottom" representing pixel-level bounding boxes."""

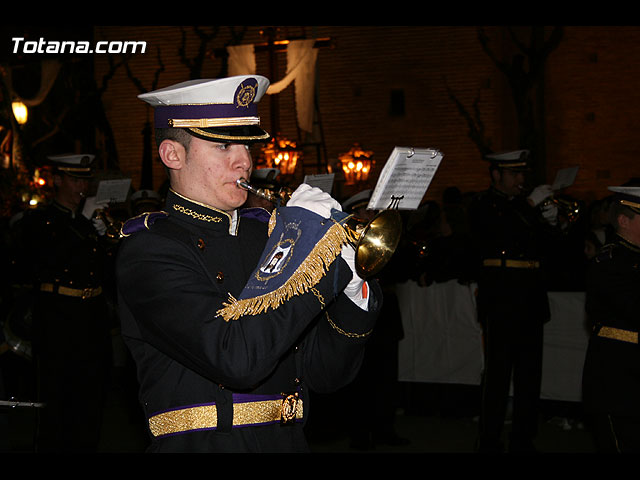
[
  {"left": 216, "top": 206, "right": 351, "bottom": 321},
  {"left": 368, "top": 147, "right": 444, "bottom": 211}
]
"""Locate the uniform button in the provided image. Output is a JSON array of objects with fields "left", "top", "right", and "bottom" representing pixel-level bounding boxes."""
[
  {"left": 216, "top": 272, "right": 224, "bottom": 283},
  {"left": 197, "top": 238, "right": 205, "bottom": 250}
]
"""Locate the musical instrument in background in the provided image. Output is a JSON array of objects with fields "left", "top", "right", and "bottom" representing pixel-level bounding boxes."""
[{"left": 540, "top": 195, "right": 583, "bottom": 225}]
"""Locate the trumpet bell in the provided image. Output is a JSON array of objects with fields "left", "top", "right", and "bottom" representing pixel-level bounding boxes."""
[{"left": 346, "top": 209, "right": 403, "bottom": 278}]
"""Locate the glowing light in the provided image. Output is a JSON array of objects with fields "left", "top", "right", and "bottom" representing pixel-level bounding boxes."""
[
  {"left": 339, "top": 144, "right": 374, "bottom": 185},
  {"left": 262, "top": 135, "right": 300, "bottom": 175},
  {"left": 12, "top": 101, "right": 28, "bottom": 124}
]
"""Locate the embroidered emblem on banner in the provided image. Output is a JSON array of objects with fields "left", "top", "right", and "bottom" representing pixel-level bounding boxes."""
[
  {"left": 216, "top": 207, "right": 351, "bottom": 321},
  {"left": 260, "top": 241, "right": 294, "bottom": 275}
]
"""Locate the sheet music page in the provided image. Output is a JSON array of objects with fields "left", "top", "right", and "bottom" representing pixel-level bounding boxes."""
[
  {"left": 95, "top": 178, "right": 132, "bottom": 204},
  {"left": 551, "top": 166, "right": 579, "bottom": 191},
  {"left": 368, "top": 147, "right": 443, "bottom": 210},
  {"left": 303, "top": 173, "right": 335, "bottom": 194}
]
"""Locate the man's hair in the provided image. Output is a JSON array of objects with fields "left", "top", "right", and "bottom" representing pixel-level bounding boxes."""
[
  {"left": 609, "top": 200, "right": 636, "bottom": 231},
  {"left": 155, "top": 128, "right": 193, "bottom": 151}
]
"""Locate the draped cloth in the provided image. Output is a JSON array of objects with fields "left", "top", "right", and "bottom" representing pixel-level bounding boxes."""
[
  {"left": 227, "top": 44, "right": 257, "bottom": 80},
  {"left": 226, "top": 39, "right": 318, "bottom": 132}
]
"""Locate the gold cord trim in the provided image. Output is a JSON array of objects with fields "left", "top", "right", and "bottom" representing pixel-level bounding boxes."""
[
  {"left": 173, "top": 204, "right": 222, "bottom": 223},
  {"left": 620, "top": 199, "right": 640, "bottom": 211},
  {"left": 170, "top": 189, "right": 233, "bottom": 221},
  {"left": 187, "top": 127, "right": 270, "bottom": 142},
  {"left": 325, "top": 313, "right": 372, "bottom": 338},
  {"left": 169, "top": 116, "right": 260, "bottom": 128},
  {"left": 58, "top": 166, "right": 91, "bottom": 172},
  {"left": 216, "top": 221, "right": 350, "bottom": 321},
  {"left": 311, "top": 287, "right": 372, "bottom": 338},
  {"left": 501, "top": 162, "right": 528, "bottom": 168}
]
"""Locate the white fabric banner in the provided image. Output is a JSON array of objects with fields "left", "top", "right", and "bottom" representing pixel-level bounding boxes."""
[
  {"left": 396, "top": 280, "right": 590, "bottom": 402},
  {"left": 540, "top": 291, "right": 589, "bottom": 401},
  {"left": 226, "top": 39, "right": 318, "bottom": 132},
  {"left": 397, "top": 280, "right": 484, "bottom": 386},
  {"left": 227, "top": 44, "right": 257, "bottom": 78},
  {"left": 267, "top": 39, "right": 318, "bottom": 132}
]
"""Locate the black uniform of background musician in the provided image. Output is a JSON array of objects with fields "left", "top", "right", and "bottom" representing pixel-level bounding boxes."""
[
  {"left": 468, "top": 150, "right": 559, "bottom": 453},
  {"left": 7, "top": 155, "right": 114, "bottom": 452},
  {"left": 582, "top": 186, "right": 640, "bottom": 453}
]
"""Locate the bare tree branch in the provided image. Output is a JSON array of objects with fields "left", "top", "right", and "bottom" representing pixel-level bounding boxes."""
[{"left": 445, "top": 81, "right": 492, "bottom": 155}]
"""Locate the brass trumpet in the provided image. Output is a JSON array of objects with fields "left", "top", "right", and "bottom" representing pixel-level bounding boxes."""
[
  {"left": 237, "top": 178, "right": 402, "bottom": 278},
  {"left": 237, "top": 178, "right": 292, "bottom": 206},
  {"left": 540, "top": 195, "right": 582, "bottom": 225},
  {"left": 93, "top": 208, "right": 124, "bottom": 242}
]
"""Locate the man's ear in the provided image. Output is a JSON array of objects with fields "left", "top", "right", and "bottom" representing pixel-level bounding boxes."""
[
  {"left": 52, "top": 173, "right": 63, "bottom": 188},
  {"left": 617, "top": 213, "right": 631, "bottom": 229},
  {"left": 490, "top": 168, "right": 501, "bottom": 185},
  {"left": 158, "top": 139, "right": 185, "bottom": 171}
]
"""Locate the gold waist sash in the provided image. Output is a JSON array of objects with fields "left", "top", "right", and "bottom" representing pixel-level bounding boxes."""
[
  {"left": 482, "top": 258, "right": 540, "bottom": 269},
  {"left": 40, "top": 283, "right": 103, "bottom": 299},
  {"left": 596, "top": 326, "right": 638, "bottom": 344},
  {"left": 148, "top": 394, "right": 303, "bottom": 438}
]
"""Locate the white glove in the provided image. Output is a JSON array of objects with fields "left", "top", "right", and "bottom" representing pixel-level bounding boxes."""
[
  {"left": 92, "top": 217, "right": 107, "bottom": 236},
  {"left": 340, "top": 243, "right": 369, "bottom": 310},
  {"left": 527, "top": 184, "right": 554, "bottom": 207},
  {"left": 286, "top": 184, "right": 342, "bottom": 219},
  {"left": 541, "top": 201, "right": 559, "bottom": 225}
]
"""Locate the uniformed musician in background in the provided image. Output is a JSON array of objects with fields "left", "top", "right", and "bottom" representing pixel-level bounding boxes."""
[
  {"left": 468, "top": 150, "right": 559, "bottom": 453},
  {"left": 116, "top": 76, "right": 380, "bottom": 453},
  {"left": 7, "top": 154, "right": 114, "bottom": 452},
  {"left": 582, "top": 186, "right": 640, "bottom": 453}
]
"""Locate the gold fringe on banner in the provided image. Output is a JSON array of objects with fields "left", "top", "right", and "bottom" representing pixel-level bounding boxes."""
[{"left": 216, "top": 220, "right": 350, "bottom": 322}]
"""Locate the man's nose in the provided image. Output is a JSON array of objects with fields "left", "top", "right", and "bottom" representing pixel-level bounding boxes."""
[{"left": 231, "top": 144, "right": 252, "bottom": 171}]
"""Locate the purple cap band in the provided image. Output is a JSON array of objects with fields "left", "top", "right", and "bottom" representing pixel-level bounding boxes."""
[{"left": 154, "top": 103, "right": 258, "bottom": 128}]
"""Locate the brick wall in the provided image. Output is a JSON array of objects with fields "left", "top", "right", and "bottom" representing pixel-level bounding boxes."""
[{"left": 94, "top": 26, "right": 640, "bottom": 205}]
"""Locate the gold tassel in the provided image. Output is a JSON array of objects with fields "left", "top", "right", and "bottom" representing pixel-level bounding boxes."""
[
  {"left": 216, "top": 221, "right": 350, "bottom": 321},
  {"left": 268, "top": 209, "right": 277, "bottom": 237}
]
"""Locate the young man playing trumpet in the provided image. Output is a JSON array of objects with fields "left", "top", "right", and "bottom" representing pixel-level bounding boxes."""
[{"left": 116, "top": 76, "right": 380, "bottom": 453}]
